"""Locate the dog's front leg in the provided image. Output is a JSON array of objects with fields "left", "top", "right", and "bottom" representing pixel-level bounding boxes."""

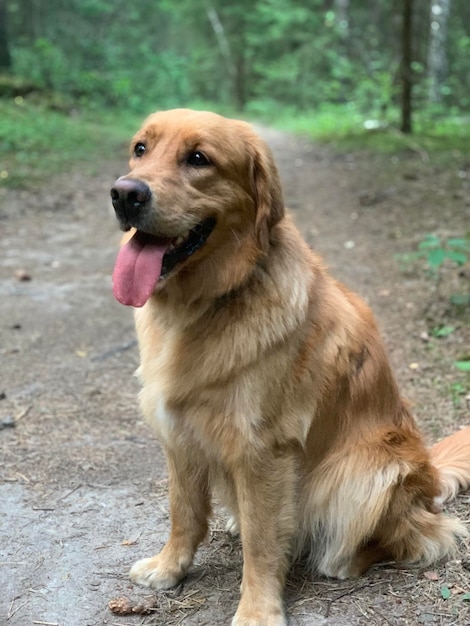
[
  {"left": 130, "top": 445, "right": 210, "bottom": 589},
  {"left": 230, "top": 451, "right": 296, "bottom": 626}
]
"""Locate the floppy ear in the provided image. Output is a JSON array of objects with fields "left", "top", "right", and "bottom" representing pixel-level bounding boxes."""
[{"left": 251, "top": 141, "right": 285, "bottom": 253}]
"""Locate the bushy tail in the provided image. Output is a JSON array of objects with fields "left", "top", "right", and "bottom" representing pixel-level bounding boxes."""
[{"left": 430, "top": 426, "right": 470, "bottom": 504}]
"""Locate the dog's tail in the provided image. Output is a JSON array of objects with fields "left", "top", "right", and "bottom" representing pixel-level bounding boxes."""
[{"left": 430, "top": 426, "right": 470, "bottom": 505}]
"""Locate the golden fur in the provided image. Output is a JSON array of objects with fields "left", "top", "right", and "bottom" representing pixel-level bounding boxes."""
[{"left": 111, "top": 109, "right": 470, "bottom": 626}]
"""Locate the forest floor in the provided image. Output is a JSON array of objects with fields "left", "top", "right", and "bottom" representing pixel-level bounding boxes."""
[{"left": 1, "top": 124, "right": 469, "bottom": 626}]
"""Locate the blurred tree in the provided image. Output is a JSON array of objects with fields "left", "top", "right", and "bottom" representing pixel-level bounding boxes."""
[
  {"left": 334, "top": 0, "right": 350, "bottom": 37},
  {"left": 401, "top": 0, "right": 413, "bottom": 133},
  {"left": 205, "top": 0, "right": 253, "bottom": 109},
  {"left": 1, "top": 0, "right": 469, "bottom": 120},
  {"left": 0, "top": 0, "right": 12, "bottom": 69},
  {"left": 428, "top": 0, "right": 451, "bottom": 103}
]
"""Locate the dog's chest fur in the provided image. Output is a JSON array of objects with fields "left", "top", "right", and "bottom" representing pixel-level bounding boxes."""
[{"left": 134, "top": 251, "right": 316, "bottom": 461}]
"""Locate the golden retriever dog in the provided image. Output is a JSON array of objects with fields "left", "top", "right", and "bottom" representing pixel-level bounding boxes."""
[{"left": 110, "top": 109, "right": 470, "bottom": 626}]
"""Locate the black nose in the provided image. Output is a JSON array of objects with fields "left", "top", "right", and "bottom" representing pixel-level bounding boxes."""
[{"left": 110, "top": 178, "right": 151, "bottom": 224}]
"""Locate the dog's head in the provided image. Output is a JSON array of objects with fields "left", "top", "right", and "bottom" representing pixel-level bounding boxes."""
[{"left": 111, "top": 109, "right": 284, "bottom": 307}]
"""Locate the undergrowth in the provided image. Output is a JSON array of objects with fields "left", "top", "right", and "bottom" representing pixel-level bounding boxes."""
[
  {"left": 262, "top": 103, "right": 470, "bottom": 158},
  {"left": 2, "top": 97, "right": 470, "bottom": 190},
  {"left": 0, "top": 97, "right": 241, "bottom": 189},
  {"left": 0, "top": 98, "right": 139, "bottom": 188}
]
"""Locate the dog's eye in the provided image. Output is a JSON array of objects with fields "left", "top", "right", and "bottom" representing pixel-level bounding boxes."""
[
  {"left": 186, "top": 151, "right": 211, "bottom": 167},
  {"left": 133, "top": 142, "right": 146, "bottom": 158}
]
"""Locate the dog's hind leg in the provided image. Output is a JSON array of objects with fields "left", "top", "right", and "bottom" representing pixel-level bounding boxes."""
[
  {"left": 130, "top": 445, "right": 211, "bottom": 590},
  {"left": 299, "top": 429, "right": 466, "bottom": 579},
  {"left": 301, "top": 461, "right": 403, "bottom": 579}
]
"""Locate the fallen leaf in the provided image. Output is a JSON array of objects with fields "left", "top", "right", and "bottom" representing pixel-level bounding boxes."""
[
  {"left": 441, "top": 585, "right": 451, "bottom": 600},
  {"left": 423, "top": 571, "right": 439, "bottom": 581},
  {"left": 452, "top": 586, "right": 464, "bottom": 595},
  {"left": 121, "top": 531, "right": 141, "bottom": 546},
  {"left": 14, "top": 269, "right": 32, "bottom": 281}
]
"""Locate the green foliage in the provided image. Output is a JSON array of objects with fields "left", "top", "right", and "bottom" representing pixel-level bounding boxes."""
[
  {"left": 0, "top": 96, "right": 236, "bottom": 189},
  {"left": 455, "top": 360, "right": 470, "bottom": 372},
  {"left": 431, "top": 325, "right": 455, "bottom": 338},
  {"left": 13, "top": 38, "right": 70, "bottom": 91},
  {"left": 450, "top": 293, "right": 470, "bottom": 307},
  {"left": 0, "top": 73, "right": 42, "bottom": 97},
  {"left": 450, "top": 382, "right": 466, "bottom": 407},
  {"left": 441, "top": 585, "right": 452, "bottom": 600},
  {"left": 399, "top": 234, "right": 470, "bottom": 271},
  {"left": 0, "top": 99, "right": 137, "bottom": 187},
  {"left": 396, "top": 233, "right": 470, "bottom": 324},
  {"left": 417, "top": 234, "right": 469, "bottom": 269},
  {"left": 251, "top": 102, "right": 470, "bottom": 158},
  {"left": 2, "top": 0, "right": 469, "bottom": 118},
  {"left": 1, "top": 0, "right": 469, "bottom": 180}
]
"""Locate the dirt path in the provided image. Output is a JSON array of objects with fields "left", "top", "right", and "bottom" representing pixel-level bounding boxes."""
[{"left": 1, "top": 125, "right": 469, "bottom": 626}]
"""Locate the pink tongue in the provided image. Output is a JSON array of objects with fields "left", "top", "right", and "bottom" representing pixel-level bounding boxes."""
[{"left": 112, "top": 231, "right": 170, "bottom": 307}]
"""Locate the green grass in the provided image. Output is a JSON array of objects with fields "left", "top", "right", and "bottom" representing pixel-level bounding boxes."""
[
  {"left": 258, "top": 103, "right": 470, "bottom": 157},
  {"left": 0, "top": 97, "right": 243, "bottom": 188},
  {"left": 0, "top": 98, "right": 142, "bottom": 188},
  {"left": 2, "top": 98, "right": 469, "bottom": 189}
]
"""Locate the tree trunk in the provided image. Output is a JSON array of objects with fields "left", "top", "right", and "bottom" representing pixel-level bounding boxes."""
[
  {"left": 207, "top": 7, "right": 235, "bottom": 78},
  {"left": 234, "top": 50, "right": 246, "bottom": 110},
  {"left": 401, "top": 0, "right": 413, "bottom": 134},
  {"left": 207, "top": 7, "right": 246, "bottom": 110},
  {"left": 427, "top": 0, "right": 451, "bottom": 103},
  {"left": 0, "top": 0, "right": 12, "bottom": 70},
  {"left": 334, "top": 0, "right": 350, "bottom": 36}
]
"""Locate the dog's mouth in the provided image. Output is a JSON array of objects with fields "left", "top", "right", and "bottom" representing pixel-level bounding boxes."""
[
  {"left": 112, "top": 217, "right": 216, "bottom": 307},
  {"left": 162, "top": 217, "right": 216, "bottom": 278}
]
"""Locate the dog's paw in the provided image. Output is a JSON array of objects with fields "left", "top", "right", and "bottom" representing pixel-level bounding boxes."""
[
  {"left": 318, "top": 560, "right": 357, "bottom": 580},
  {"left": 231, "top": 603, "right": 286, "bottom": 626},
  {"left": 231, "top": 611, "right": 287, "bottom": 626},
  {"left": 129, "top": 556, "right": 185, "bottom": 590},
  {"left": 226, "top": 515, "right": 240, "bottom": 537}
]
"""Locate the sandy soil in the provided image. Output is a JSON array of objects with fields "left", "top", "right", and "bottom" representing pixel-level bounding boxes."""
[{"left": 1, "top": 124, "right": 469, "bottom": 626}]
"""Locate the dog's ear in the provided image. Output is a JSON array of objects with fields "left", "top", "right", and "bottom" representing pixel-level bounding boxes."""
[{"left": 251, "top": 141, "right": 285, "bottom": 253}]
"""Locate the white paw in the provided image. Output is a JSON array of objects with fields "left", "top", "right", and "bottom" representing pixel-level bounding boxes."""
[
  {"left": 129, "top": 557, "right": 182, "bottom": 590},
  {"left": 231, "top": 611, "right": 287, "bottom": 626},
  {"left": 318, "top": 561, "right": 354, "bottom": 580},
  {"left": 226, "top": 515, "right": 240, "bottom": 536}
]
